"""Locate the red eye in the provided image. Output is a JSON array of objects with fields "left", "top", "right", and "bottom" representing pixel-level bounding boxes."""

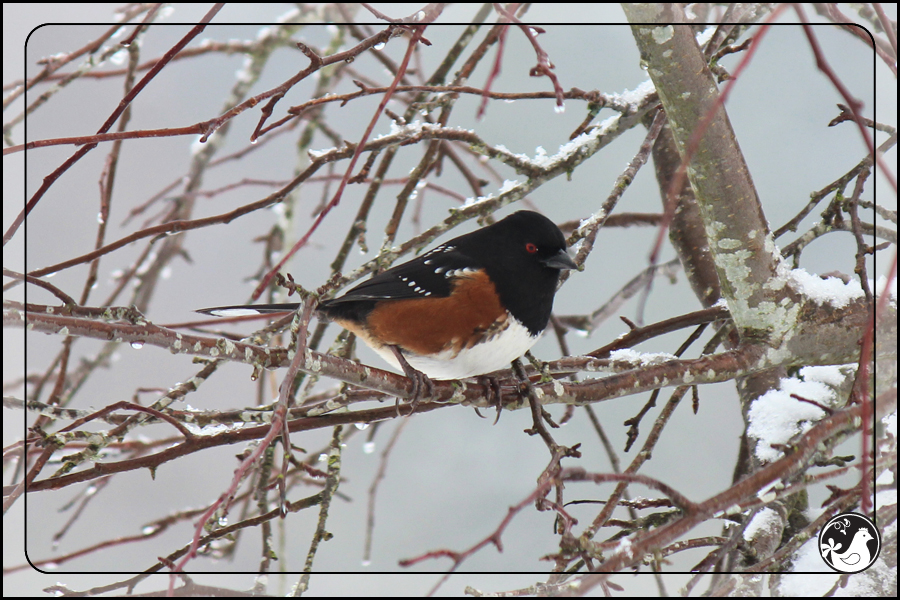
[{"left": 525, "top": 243, "right": 538, "bottom": 254}]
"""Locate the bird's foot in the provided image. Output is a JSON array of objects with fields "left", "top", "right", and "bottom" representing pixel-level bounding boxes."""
[{"left": 389, "top": 346, "right": 434, "bottom": 416}]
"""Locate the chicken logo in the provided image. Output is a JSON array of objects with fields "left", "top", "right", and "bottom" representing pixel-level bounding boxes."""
[{"left": 819, "top": 514, "right": 880, "bottom": 573}]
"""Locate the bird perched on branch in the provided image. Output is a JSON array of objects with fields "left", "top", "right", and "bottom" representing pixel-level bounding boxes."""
[{"left": 198, "top": 210, "right": 576, "bottom": 401}]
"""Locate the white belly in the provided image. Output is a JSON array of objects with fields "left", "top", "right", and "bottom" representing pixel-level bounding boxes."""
[{"left": 372, "top": 316, "right": 540, "bottom": 380}]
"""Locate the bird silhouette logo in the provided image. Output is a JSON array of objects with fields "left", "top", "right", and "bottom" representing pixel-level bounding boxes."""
[{"left": 818, "top": 514, "right": 881, "bottom": 573}]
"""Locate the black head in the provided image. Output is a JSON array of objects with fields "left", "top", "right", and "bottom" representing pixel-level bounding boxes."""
[
  {"left": 454, "top": 211, "right": 571, "bottom": 264},
  {"left": 452, "top": 210, "right": 576, "bottom": 333}
]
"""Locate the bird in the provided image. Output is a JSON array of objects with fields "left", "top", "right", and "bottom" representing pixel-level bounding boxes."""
[
  {"left": 822, "top": 527, "right": 875, "bottom": 572},
  {"left": 198, "top": 210, "right": 576, "bottom": 399}
]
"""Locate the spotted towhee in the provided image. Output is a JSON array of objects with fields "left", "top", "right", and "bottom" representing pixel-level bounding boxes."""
[{"left": 198, "top": 210, "right": 576, "bottom": 395}]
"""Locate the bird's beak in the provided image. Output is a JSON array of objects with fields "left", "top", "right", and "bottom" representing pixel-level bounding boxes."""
[{"left": 542, "top": 249, "right": 577, "bottom": 270}]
